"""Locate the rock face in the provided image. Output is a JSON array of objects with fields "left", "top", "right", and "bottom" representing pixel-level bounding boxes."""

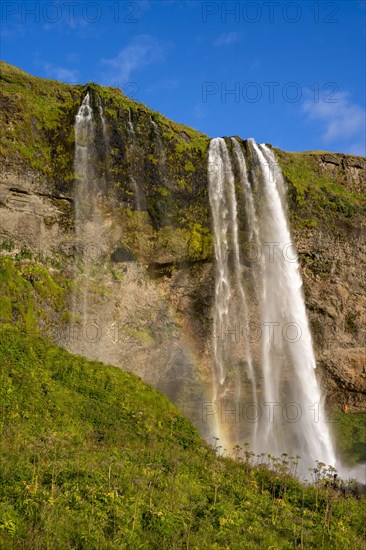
[
  {"left": 320, "top": 154, "right": 366, "bottom": 191},
  {"left": 0, "top": 62, "right": 365, "bottom": 426},
  {"left": 294, "top": 228, "right": 365, "bottom": 411}
]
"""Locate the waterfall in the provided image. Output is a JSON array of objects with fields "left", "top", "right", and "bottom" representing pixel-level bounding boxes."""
[
  {"left": 151, "top": 116, "right": 168, "bottom": 183},
  {"left": 72, "top": 92, "right": 107, "bottom": 355},
  {"left": 208, "top": 137, "right": 336, "bottom": 474},
  {"left": 73, "top": 92, "right": 95, "bottom": 326},
  {"left": 208, "top": 138, "right": 256, "bottom": 451},
  {"left": 127, "top": 109, "right": 134, "bottom": 135},
  {"left": 97, "top": 95, "right": 108, "bottom": 146},
  {"left": 126, "top": 111, "right": 143, "bottom": 210}
]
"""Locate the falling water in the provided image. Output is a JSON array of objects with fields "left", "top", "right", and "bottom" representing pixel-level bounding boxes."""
[
  {"left": 73, "top": 92, "right": 107, "bottom": 352},
  {"left": 97, "top": 96, "right": 108, "bottom": 145},
  {"left": 208, "top": 137, "right": 336, "bottom": 474},
  {"left": 208, "top": 138, "right": 256, "bottom": 451},
  {"left": 127, "top": 109, "right": 134, "bottom": 135},
  {"left": 73, "top": 92, "right": 95, "bottom": 326},
  {"left": 251, "top": 140, "right": 336, "bottom": 471},
  {"left": 151, "top": 116, "right": 168, "bottom": 182},
  {"left": 126, "top": 111, "right": 143, "bottom": 210}
]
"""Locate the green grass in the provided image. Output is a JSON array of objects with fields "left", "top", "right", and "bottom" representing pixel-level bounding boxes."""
[
  {"left": 0, "top": 62, "right": 80, "bottom": 177},
  {"left": 0, "top": 327, "right": 365, "bottom": 549},
  {"left": 0, "top": 256, "right": 69, "bottom": 335},
  {"left": 332, "top": 412, "right": 366, "bottom": 466}
]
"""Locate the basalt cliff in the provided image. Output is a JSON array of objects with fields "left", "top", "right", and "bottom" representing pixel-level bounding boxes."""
[{"left": 0, "top": 61, "right": 365, "bottom": 437}]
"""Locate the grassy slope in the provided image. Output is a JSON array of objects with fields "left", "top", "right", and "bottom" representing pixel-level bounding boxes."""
[
  {"left": 1, "top": 327, "right": 365, "bottom": 549},
  {"left": 1, "top": 252, "right": 364, "bottom": 467},
  {"left": 0, "top": 256, "right": 365, "bottom": 548},
  {"left": 0, "top": 255, "right": 364, "bottom": 548}
]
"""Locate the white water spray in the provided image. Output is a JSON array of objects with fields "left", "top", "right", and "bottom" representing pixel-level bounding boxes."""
[
  {"left": 73, "top": 92, "right": 108, "bottom": 351},
  {"left": 208, "top": 138, "right": 256, "bottom": 451},
  {"left": 208, "top": 137, "right": 336, "bottom": 474}
]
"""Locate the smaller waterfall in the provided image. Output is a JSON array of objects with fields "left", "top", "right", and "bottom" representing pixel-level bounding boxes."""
[
  {"left": 125, "top": 110, "right": 143, "bottom": 210},
  {"left": 97, "top": 96, "right": 108, "bottom": 146},
  {"left": 72, "top": 92, "right": 107, "bottom": 355},
  {"left": 74, "top": 92, "right": 95, "bottom": 325},
  {"left": 74, "top": 93, "right": 94, "bottom": 190},
  {"left": 97, "top": 96, "right": 110, "bottom": 187},
  {"left": 127, "top": 109, "right": 134, "bottom": 135}
]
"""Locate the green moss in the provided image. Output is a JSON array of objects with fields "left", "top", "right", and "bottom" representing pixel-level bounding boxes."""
[
  {"left": 0, "top": 295, "right": 12, "bottom": 322},
  {"left": 188, "top": 222, "right": 212, "bottom": 260},
  {"left": 0, "top": 62, "right": 80, "bottom": 182},
  {"left": 0, "top": 257, "right": 69, "bottom": 334},
  {"left": 109, "top": 265, "right": 124, "bottom": 283},
  {"left": 274, "top": 149, "right": 365, "bottom": 231},
  {"left": 116, "top": 206, "right": 212, "bottom": 264},
  {"left": 122, "top": 325, "right": 155, "bottom": 344},
  {"left": 184, "top": 160, "right": 195, "bottom": 173},
  {"left": 158, "top": 186, "right": 170, "bottom": 198},
  {"left": 0, "top": 240, "right": 15, "bottom": 252},
  {"left": 331, "top": 412, "right": 366, "bottom": 465}
]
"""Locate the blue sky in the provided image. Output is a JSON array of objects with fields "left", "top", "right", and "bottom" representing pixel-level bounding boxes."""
[{"left": 2, "top": 0, "right": 365, "bottom": 154}]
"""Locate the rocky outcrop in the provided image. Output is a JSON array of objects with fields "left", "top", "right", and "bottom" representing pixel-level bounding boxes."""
[
  {"left": 295, "top": 229, "right": 365, "bottom": 411},
  {"left": 319, "top": 154, "right": 366, "bottom": 191}
]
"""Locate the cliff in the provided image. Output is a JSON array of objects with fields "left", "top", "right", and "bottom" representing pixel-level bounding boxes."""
[{"left": 0, "top": 61, "right": 365, "bottom": 429}]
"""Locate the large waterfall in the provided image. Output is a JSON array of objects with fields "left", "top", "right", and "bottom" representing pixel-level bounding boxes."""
[{"left": 208, "top": 137, "right": 336, "bottom": 474}]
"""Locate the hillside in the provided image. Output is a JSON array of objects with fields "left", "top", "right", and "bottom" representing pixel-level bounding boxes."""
[{"left": 0, "top": 327, "right": 365, "bottom": 548}]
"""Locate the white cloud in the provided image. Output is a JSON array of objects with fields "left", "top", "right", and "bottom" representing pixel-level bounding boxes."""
[
  {"left": 302, "top": 91, "right": 366, "bottom": 155},
  {"left": 214, "top": 32, "right": 240, "bottom": 47},
  {"left": 42, "top": 62, "right": 79, "bottom": 82},
  {"left": 101, "top": 35, "right": 171, "bottom": 85}
]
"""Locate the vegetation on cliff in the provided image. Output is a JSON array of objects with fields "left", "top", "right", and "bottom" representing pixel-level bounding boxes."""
[
  {"left": 1, "top": 61, "right": 365, "bottom": 264},
  {"left": 274, "top": 149, "right": 365, "bottom": 231}
]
